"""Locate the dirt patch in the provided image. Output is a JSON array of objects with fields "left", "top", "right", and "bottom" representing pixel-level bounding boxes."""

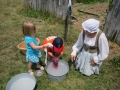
[
  {"left": 72, "top": 3, "right": 109, "bottom": 30},
  {"left": 108, "top": 41, "right": 120, "bottom": 60},
  {"left": 71, "top": 3, "right": 120, "bottom": 60}
]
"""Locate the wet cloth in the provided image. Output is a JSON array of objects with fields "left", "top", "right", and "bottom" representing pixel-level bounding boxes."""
[
  {"left": 52, "top": 56, "right": 58, "bottom": 68},
  {"left": 25, "top": 36, "right": 42, "bottom": 63}
]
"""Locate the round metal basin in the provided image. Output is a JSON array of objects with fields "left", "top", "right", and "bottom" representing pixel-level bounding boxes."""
[
  {"left": 46, "top": 60, "right": 69, "bottom": 81},
  {"left": 6, "top": 73, "right": 36, "bottom": 90}
]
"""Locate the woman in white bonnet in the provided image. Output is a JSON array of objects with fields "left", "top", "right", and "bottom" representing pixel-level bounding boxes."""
[{"left": 71, "top": 18, "right": 109, "bottom": 76}]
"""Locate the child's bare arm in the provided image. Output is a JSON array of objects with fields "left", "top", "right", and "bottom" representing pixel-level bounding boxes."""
[{"left": 29, "top": 42, "right": 48, "bottom": 49}]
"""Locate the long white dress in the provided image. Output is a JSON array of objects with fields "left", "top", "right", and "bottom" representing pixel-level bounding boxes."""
[{"left": 71, "top": 29, "right": 109, "bottom": 76}]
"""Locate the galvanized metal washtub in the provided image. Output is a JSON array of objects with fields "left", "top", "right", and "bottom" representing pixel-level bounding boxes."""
[
  {"left": 6, "top": 73, "right": 36, "bottom": 90},
  {"left": 45, "top": 59, "right": 69, "bottom": 81}
]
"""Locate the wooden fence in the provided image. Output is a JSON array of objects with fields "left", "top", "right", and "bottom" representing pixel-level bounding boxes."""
[{"left": 24, "top": 0, "right": 69, "bottom": 20}]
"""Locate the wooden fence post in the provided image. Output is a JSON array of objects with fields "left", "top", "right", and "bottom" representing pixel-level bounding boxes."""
[
  {"left": 64, "top": 6, "right": 71, "bottom": 42},
  {"left": 24, "top": 0, "right": 29, "bottom": 6}
]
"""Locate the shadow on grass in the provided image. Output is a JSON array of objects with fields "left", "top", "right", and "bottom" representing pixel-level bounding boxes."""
[
  {"left": 34, "top": 83, "right": 38, "bottom": 90},
  {"left": 67, "top": 58, "right": 75, "bottom": 68},
  {"left": 32, "top": 59, "right": 45, "bottom": 70}
]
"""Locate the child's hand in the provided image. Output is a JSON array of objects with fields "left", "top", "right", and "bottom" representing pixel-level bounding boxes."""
[
  {"left": 43, "top": 43, "right": 53, "bottom": 48},
  {"left": 52, "top": 56, "right": 58, "bottom": 67},
  {"left": 47, "top": 43, "right": 53, "bottom": 48},
  {"left": 43, "top": 44, "right": 49, "bottom": 48}
]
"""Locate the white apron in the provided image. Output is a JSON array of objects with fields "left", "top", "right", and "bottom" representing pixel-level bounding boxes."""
[{"left": 75, "top": 49, "right": 102, "bottom": 76}]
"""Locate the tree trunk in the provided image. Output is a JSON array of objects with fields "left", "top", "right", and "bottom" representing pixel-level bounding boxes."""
[{"left": 103, "top": 0, "right": 120, "bottom": 45}]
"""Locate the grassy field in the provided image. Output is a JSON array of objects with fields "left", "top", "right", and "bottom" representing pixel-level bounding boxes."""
[{"left": 0, "top": 0, "right": 120, "bottom": 90}]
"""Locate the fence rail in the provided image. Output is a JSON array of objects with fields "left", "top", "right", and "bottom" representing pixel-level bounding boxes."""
[{"left": 24, "top": 0, "right": 69, "bottom": 20}]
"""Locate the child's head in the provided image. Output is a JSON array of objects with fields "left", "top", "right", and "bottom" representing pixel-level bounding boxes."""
[
  {"left": 53, "top": 37, "right": 63, "bottom": 53},
  {"left": 22, "top": 20, "right": 36, "bottom": 37}
]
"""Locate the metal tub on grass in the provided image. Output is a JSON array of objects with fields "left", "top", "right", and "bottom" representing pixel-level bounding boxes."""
[
  {"left": 46, "top": 60, "right": 69, "bottom": 82},
  {"left": 6, "top": 73, "right": 36, "bottom": 90}
]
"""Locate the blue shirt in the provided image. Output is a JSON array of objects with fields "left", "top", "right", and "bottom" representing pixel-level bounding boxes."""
[{"left": 25, "top": 36, "right": 40, "bottom": 56}]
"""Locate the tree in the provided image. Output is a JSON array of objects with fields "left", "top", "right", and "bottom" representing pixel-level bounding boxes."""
[{"left": 103, "top": 0, "right": 120, "bottom": 45}]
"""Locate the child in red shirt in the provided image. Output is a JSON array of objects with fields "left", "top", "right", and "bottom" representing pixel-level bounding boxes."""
[{"left": 43, "top": 36, "right": 64, "bottom": 66}]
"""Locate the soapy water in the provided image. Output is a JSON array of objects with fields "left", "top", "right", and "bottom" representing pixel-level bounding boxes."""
[
  {"left": 10, "top": 78, "right": 35, "bottom": 90},
  {"left": 46, "top": 60, "right": 69, "bottom": 76}
]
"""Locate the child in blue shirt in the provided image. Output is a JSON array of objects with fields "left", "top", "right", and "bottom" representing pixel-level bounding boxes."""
[{"left": 22, "top": 20, "right": 49, "bottom": 75}]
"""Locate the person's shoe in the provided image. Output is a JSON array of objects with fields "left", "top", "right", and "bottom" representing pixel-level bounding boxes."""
[
  {"left": 28, "top": 70, "right": 34, "bottom": 76},
  {"left": 36, "top": 65, "right": 44, "bottom": 70}
]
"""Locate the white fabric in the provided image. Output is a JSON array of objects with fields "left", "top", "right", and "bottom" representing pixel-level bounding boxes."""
[
  {"left": 75, "top": 49, "right": 100, "bottom": 76},
  {"left": 68, "top": 0, "right": 72, "bottom": 6},
  {"left": 71, "top": 30, "right": 109, "bottom": 64},
  {"left": 44, "top": 43, "right": 53, "bottom": 65},
  {"left": 71, "top": 30, "right": 109, "bottom": 76},
  {"left": 47, "top": 43, "right": 53, "bottom": 48},
  {"left": 44, "top": 48, "right": 47, "bottom": 65},
  {"left": 82, "top": 18, "right": 100, "bottom": 33}
]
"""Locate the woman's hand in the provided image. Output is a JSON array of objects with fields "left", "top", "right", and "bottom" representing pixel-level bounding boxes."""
[
  {"left": 71, "top": 55, "right": 76, "bottom": 62},
  {"left": 90, "top": 60, "right": 96, "bottom": 66}
]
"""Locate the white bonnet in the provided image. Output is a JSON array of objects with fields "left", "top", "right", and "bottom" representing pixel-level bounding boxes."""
[{"left": 82, "top": 18, "right": 100, "bottom": 33}]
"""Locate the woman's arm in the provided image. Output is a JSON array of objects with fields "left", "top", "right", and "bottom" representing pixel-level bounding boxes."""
[
  {"left": 71, "top": 31, "right": 84, "bottom": 61},
  {"left": 93, "top": 33, "right": 109, "bottom": 64}
]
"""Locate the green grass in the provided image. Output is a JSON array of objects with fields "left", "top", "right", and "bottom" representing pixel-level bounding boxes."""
[
  {"left": 0, "top": 0, "right": 120, "bottom": 90},
  {"left": 73, "top": 0, "right": 111, "bottom": 4}
]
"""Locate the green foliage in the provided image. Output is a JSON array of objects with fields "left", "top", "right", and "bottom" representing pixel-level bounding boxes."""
[
  {"left": 0, "top": 0, "right": 120, "bottom": 90},
  {"left": 19, "top": 8, "right": 40, "bottom": 18},
  {"left": 19, "top": 7, "right": 64, "bottom": 25},
  {"left": 110, "top": 56, "right": 120, "bottom": 67},
  {"left": 110, "top": 56, "right": 120, "bottom": 74},
  {"left": 108, "top": 0, "right": 114, "bottom": 10},
  {"left": 73, "top": 0, "right": 109, "bottom": 4}
]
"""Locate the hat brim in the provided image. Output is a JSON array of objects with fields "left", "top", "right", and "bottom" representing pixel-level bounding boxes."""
[{"left": 53, "top": 46, "right": 62, "bottom": 53}]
